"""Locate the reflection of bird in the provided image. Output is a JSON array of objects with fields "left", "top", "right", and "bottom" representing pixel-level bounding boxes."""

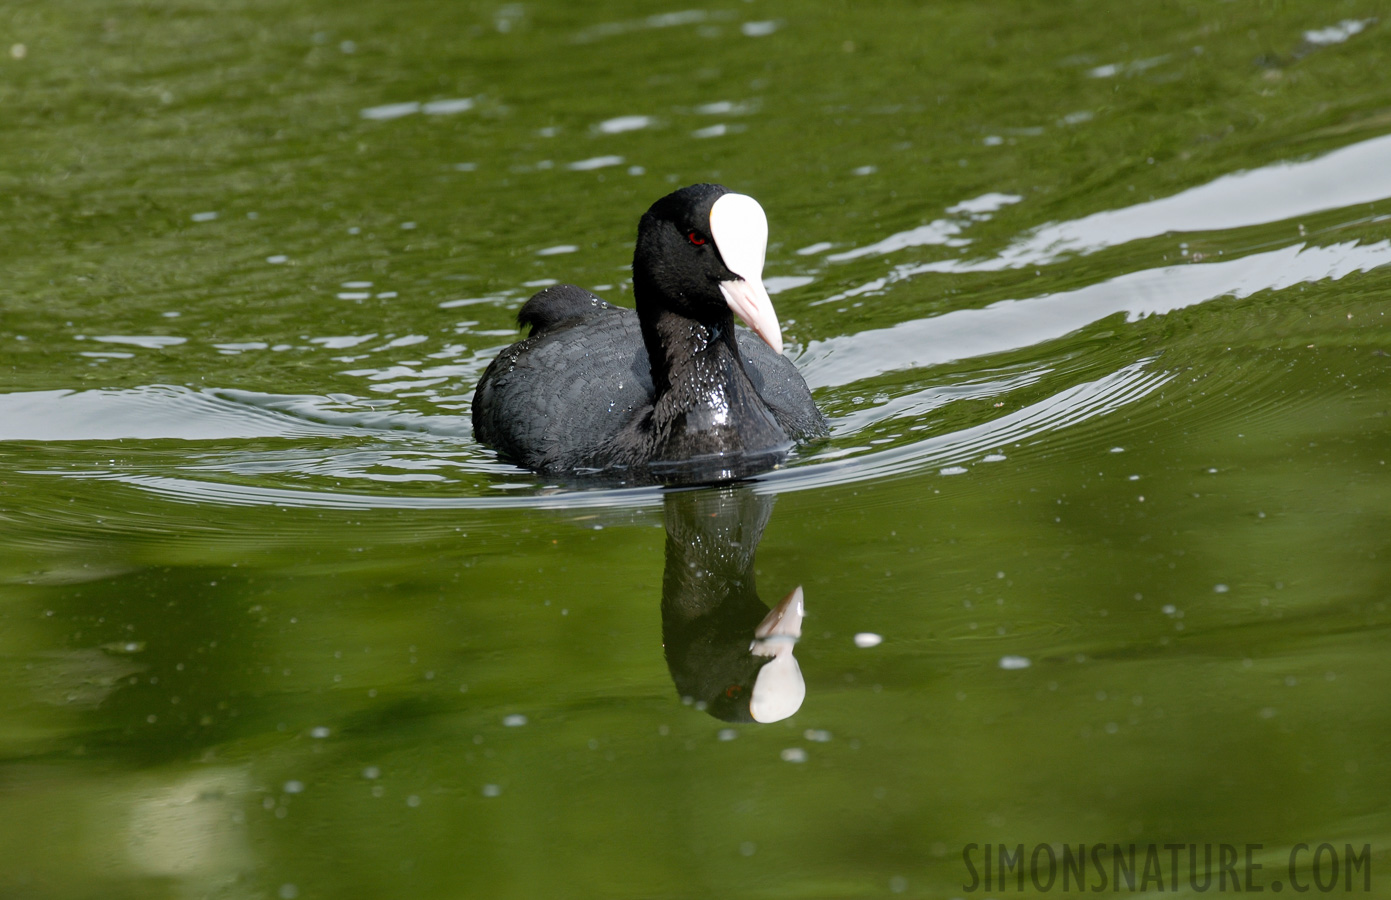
[
  {"left": 472, "top": 184, "right": 826, "bottom": 481},
  {"left": 660, "top": 487, "right": 806, "bottom": 723}
]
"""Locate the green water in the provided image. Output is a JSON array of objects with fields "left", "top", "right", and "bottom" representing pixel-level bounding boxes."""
[{"left": 3, "top": 1, "right": 1391, "bottom": 897}]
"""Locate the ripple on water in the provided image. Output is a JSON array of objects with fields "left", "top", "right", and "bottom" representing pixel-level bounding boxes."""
[{"left": 6, "top": 135, "right": 1389, "bottom": 513}]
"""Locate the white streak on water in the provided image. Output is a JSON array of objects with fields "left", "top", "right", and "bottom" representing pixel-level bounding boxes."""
[
  {"left": 595, "top": 115, "right": 653, "bottom": 134},
  {"left": 765, "top": 276, "right": 814, "bottom": 295},
  {"left": 801, "top": 240, "right": 1391, "bottom": 389},
  {"left": 1304, "top": 19, "right": 1372, "bottom": 46},
  {"left": 973, "top": 132, "right": 1391, "bottom": 268},
  {"left": 825, "top": 218, "right": 966, "bottom": 262},
  {"left": 90, "top": 335, "right": 187, "bottom": 349},
  {"left": 572, "top": 10, "right": 727, "bottom": 43},
  {"left": 946, "top": 193, "right": 1022, "bottom": 215},
  {"left": 819, "top": 192, "right": 1019, "bottom": 265},
  {"left": 813, "top": 132, "right": 1391, "bottom": 313},
  {"left": 27, "top": 360, "right": 1170, "bottom": 510},
  {"left": 422, "top": 98, "right": 474, "bottom": 115},
  {"left": 567, "top": 155, "right": 624, "bottom": 171},
  {"left": 359, "top": 102, "right": 420, "bottom": 121}
]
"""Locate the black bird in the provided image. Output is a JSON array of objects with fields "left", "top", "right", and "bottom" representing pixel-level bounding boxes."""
[{"left": 471, "top": 184, "right": 826, "bottom": 482}]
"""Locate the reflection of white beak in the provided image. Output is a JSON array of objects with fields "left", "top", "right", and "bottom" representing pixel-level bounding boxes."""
[
  {"left": 749, "top": 586, "right": 805, "bottom": 723},
  {"left": 710, "top": 193, "right": 784, "bottom": 355}
]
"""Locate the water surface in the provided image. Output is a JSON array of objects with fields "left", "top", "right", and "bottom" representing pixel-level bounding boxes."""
[{"left": 2, "top": 1, "right": 1390, "bottom": 897}]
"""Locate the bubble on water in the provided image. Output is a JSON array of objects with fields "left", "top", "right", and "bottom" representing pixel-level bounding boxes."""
[
  {"left": 482, "top": 784, "right": 501, "bottom": 797},
  {"left": 190, "top": 211, "right": 218, "bottom": 222},
  {"left": 362, "top": 766, "right": 380, "bottom": 780},
  {"left": 803, "top": 729, "right": 832, "bottom": 742},
  {"left": 1214, "top": 584, "right": 1229, "bottom": 593},
  {"left": 283, "top": 780, "right": 304, "bottom": 794},
  {"left": 503, "top": 714, "right": 528, "bottom": 727},
  {"left": 940, "top": 466, "right": 967, "bottom": 475},
  {"left": 999, "top": 655, "right": 1031, "bottom": 670},
  {"left": 854, "top": 632, "right": 883, "bottom": 648},
  {"left": 780, "top": 747, "right": 807, "bottom": 763},
  {"left": 310, "top": 726, "right": 330, "bottom": 739},
  {"left": 718, "top": 729, "right": 739, "bottom": 741}
]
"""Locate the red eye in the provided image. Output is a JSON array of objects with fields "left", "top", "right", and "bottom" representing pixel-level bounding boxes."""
[
  {"left": 724, "top": 684, "right": 743, "bottom": 699},
  {"left": 689, "top": 232, "right": 706, "bottom": 245}
]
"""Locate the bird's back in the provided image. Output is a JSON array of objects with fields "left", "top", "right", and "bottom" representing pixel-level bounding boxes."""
[{"left": 472, "top": 288, "right": 653, "bottom": 470}]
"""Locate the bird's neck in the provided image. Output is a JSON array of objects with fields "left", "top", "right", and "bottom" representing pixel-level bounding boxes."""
[{"left": 638, "top": 307, "right": 787, "bottom": 465}]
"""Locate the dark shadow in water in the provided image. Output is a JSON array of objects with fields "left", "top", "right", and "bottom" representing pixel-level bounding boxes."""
[{"left": 660, "top": 486, "right": 805, "bottom": 723}]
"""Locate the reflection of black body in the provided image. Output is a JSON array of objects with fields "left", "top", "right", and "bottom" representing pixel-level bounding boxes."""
[{"left": 661, "top": 487, "right": 803, "bottom": 722}]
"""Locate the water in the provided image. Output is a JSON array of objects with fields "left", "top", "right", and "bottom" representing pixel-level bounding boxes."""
[{"left": 3, "top": 1, "right": 1390, "bottom": 896}]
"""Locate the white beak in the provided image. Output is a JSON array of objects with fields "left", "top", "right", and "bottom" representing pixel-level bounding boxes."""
[{"left": 710, "top": 193, "right": 784, "bottom": 355}]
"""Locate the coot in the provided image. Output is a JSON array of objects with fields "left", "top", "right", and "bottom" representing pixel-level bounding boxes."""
[{"left": 471, "top": 183, "right": 826, "bottom": 481}]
